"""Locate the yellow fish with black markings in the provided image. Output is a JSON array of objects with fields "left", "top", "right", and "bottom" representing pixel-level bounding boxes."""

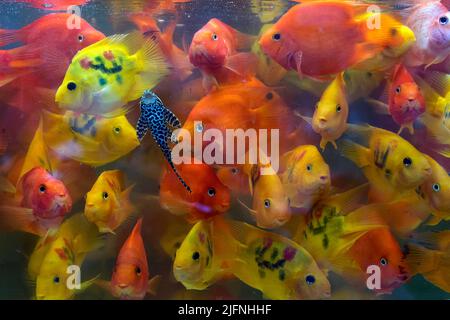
[{"left": 55, "top": 31, "right": 169, "bottom": 117}]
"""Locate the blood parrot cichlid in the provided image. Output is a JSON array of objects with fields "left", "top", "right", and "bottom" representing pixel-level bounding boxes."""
[
  {"left": 0, "top": 13, "right": 105, "bottom": 89},
  {"left": 300, "top": 73, "right": 349, "bottom": 150},
  {"left": 173, "top": 219, "right": 233, "bottom": 290},
  {"left": 84, "top": 170, "right": 135, "bottom": 234},
  {"left": 159, "top": 161, "right": 231, "bottom": 223},
  {"left": 241, "top": 162, "right": 291, "bottom": 229},
  {"left": 0, "top": 167, "right": 72, "bottom": 236},
  {"left": 96, "top": 218, "right": 160, "bottom": 300},
  {"left": 348, "top": 228, "right": 410, "bottom": 294},
  {"left": 293, "top": 186, "right": 404, "bottom": 293},
  {"left": 338, "top": 125, "right": 432, "bottom": 203},
  {"left": 55, "top": 31, "right": 169, "bottom": 117},
  {"left": 216, "top": 218, "right": 331, "bottom": 300},
  {"left": 405, "top": 231, "right": 450, "bottom": 293},
  {"left": 388, "top": 64, "right": 426, "bottom": 135},
  {"left": 189, "top": 18, "right": 257, "bottom": 91},
  {"left": 258, "top": 1, "right": 399, "bottom": 79},
  {"left": 30, "top": 213, "right": 101, "bottom": 300},
  {"left": 41, "top": 110, "right": 140, "bottom": 167},
  {"left": 279, "top": 145, "right": 331, "bottom": 212},
  {"left": 8, "top": 0, "right": 90, "bottom": 10}
]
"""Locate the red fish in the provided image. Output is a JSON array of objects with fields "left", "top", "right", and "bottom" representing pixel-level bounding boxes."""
[
  {"left": 189, "top": 18, "right": 257, "bottom": 90},
  {"left": 349, "top": 228, "right": 410, "bottom": 294},
  {"left": 130, "top": 13, "right": 193, "bottom": 81},
  {"left": 0, "top": 13, "right": 104, "bottom": 111},
  {"left": 159, "top": 161, "right": 231, "bottom": 223},
  {"left": 258, "top": 1, "right": 393, "bottom": 79},
  {"left": 8, "top": 0, "right": 90, "bottom": 10},
  {"left": 107, "top": 218, "right": 159, "bottom": 300},
  {"left": 388, "top": 64, "right": 426, "bottom": 135},
  {"left": 0, "top": 167, "right": 72, "bottom": 235}
]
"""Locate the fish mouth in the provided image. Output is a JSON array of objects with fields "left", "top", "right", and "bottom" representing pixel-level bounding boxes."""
[
  {"left": 189, "top": 46, "right": 222, "bottom": 69},
  {"left": 400, "top": 100, "right": 424, "bottom": 115}
]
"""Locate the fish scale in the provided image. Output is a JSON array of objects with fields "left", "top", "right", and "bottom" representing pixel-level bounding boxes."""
[{"left": 137, "top": 90, "right": 192, "bottom": 193}]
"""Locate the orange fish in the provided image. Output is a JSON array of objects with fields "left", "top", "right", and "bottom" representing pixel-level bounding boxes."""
[
  {"left": 130, "top": 13, "right": 193, "bottom": 81},
  {"left": 159, "top": 161, "right": 231, "bottom": 223},
  {"left": 8, "top": 0, "right": 90, "bottom": 10},
  {"left": 99, "top": 219, "right": 160, "bottom": 300},
  {"left": 388, "top": 64, "right": 426, "bottom": 135},
  {"left": 0, "top": 167, "right": 72, "bottom": 235},
  {"left": 259, "top": 1, "right": 393, "bottom": 79},
  {"left": 0, "top": 13, "right": 104, "bottom": 111},
  {"left": 216, "top": 166, "right": 250, "bottom": 196},
  {"left": 179, "top": 79, "right": 305, "bottom": 162},
  {"left": 189, "top": 18, "right": 257, "bottom": 90},
  {"left": 349, "top": 228, "right": 410, "bottom": 294}
]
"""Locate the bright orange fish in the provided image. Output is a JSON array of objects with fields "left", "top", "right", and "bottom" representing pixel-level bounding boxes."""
[
  {"left": 99, "top": 218, "right": 160, "bottom": 300},
  {"left": 259, "top": 1, "right": 394, "bottom": 79},
  {"left": 8, "top": 0, "right": 90, "bottom": 10},
  {"left": 130, "top": 13, "right": 193, "bottom": 81},
  {"left": 0, "top": 13, "right": 104, "bottom": 111},
  {"left": 388, "top": 64, "right": 426, "bottom": 135},
  {"left": 189, "top": 18, "right": 257, "bottom": 90},
  {"left": 159, "top": 161, "right": 231, "bottom": 223},
  {"left": 0, "top": 167, "right": 72, "bottom": 235},
  {"left": 349, "top": 228, "right": 410, "bottom": 294}
]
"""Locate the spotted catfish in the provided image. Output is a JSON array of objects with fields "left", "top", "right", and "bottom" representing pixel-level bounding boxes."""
[{"left": 136, "top": 90, "right": 191, "bottom": 192}]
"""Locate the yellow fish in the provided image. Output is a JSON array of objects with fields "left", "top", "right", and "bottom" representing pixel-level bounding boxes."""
[
  {"left": 286, "top": 69, "right": 384, "bottom": 104},
  {"left": 84, "top": 170, "right": 135, "bottom": 234},
  {"left": 293, "top": 185, "right": 388, "bottom": 282},
  {"left": 338, "top": 125, "right": 432, "bottom": 203},
  {"left": 406, "top": 231, "right": 450, "bottom": 293},
  {"left": 279, "top": 145, "right": 331, "bottom": 211},
  {"left": 353, "top": 13, "right": 416, "bottom": 72},
  {"left": 173, "top": 219, "right": 232, "bottom": 290},
  {"left": 300, "top": 73, "right": 349, "bottom": 150},
  {"left": 417, "top": 74, "right": 450, "bottom": 156},
  {"left": 241, "top": 162, "right": 291, "bottom": 229},
  {"left": 42, "top": 110, "right": 140, "bottom": 167},
  {"left": 252, "top": 24, "right": 287, "bottom": 86},
  {"left": 250, "top": 0, "right": 288, "bottom": 24},
  {"left": 218, "top": 218, "right": 331, "bottom": 300},
  {"left": 30, "top": 214, "right": 101, "bottom": 300},
  {"left": 55, "top": 32, "right": 169, "bottom": 117},
  {"left": 415, "top": 155, "right": 450, "bottom": 224}
]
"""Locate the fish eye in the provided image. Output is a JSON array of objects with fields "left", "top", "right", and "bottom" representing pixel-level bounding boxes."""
[
  {"left": 211, "top": 33, "right": 218, "bottom": 41},
  {"left": 102, "top": 191, "right": 109, "bottom": 199},
  {"left": 195, "top": 122, "right": 204, "bottom": 133},
  {"left": 432, "top": 183, "right": 441, "bottom": 192},
  {"left": 78, "top": 34, "right": 84, "bottom": 42},
  {"left": 266, "top": 92, "right": 274, "bottom": 100},
  {"left": 380, "top": 257, "right": 388, "bottom": 266},
  {"left": 135, "top": 266, "right": 141, "bottom": 275},
  {"left": 403, "top": 157, "right": 412, "bottom": 167},
  {"left": 53, "top": 276, "right": 60, "bottom": 284},
  {"left": 272, "top": 33, "right": 281, "bottom": 41},
  {"left": 192, "top": 251, "right": 200, "bottom": 260},
  {"left": 231, "top": 168, "right": 239, "bottom": 175},
  {"left": 67, "top": 82, "right": 77, "bottom": 91},
  {"left": 395, "top": 86, "right": 401, "bottom": 94},
  {"left": 439, "top": 16, "right": 449, "bottom": 25},
  {"left": 305, "top": 274, "right": 315, "bottom": 285},
  {"left": 39, "top": 184, "right": 46, "bottom": 193},
  {"left": 264, "top": 199, "right": 271, "bottom": 208},
  {"left": 390, "top": 28, "right": 398, "bottom": 36},
  {"left": 306, "top": 164, "right": 312, "bottom": 172},
  {"left": 336, "top": 104, "right": 342, "bottom": 112},
  {"left": 113, "top": 127, "right": 121, "bottom": 134},
  {"left": 207, "top": 187, "right": 216, "bottom": 197}
]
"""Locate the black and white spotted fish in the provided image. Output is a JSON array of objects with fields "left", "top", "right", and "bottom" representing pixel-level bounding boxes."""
[{"left": 137, "top": 90, "right": 192, "bottom": 193}]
